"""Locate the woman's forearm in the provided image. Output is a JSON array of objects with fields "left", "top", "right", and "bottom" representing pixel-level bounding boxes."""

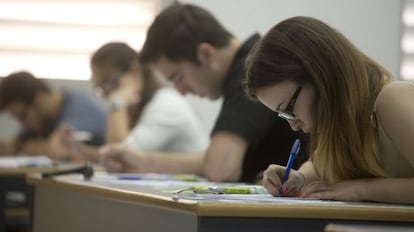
[
  {"left": 106, "top": 109, "right": 130, "bottom": 143},
  {"left": 298, "top": 160, "right": 320, "bottom": 186}
]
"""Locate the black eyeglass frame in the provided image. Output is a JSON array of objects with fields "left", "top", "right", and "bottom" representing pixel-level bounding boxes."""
[{"left": 278, "top": 86, "right": 302, "bottom": 120}]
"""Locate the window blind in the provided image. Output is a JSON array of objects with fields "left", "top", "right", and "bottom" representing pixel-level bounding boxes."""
[
  {"left": 402, "top": 0, "right": 414, "bottom": 80},
  {"left": 0, "top": 0, "right": 159, "bottom": 80}
]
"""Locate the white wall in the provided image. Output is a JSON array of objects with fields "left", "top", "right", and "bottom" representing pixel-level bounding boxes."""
[
  {"left": 0, "top": 0, "right": 403, "bottom": 138},
  {"left": 180, "top": 0, "right": 402, "bottom": 77}
]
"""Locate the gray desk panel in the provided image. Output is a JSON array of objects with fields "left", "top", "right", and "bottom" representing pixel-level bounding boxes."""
[
  {"left": 33, "top": 185, "right": 197, "bottom": 232},
  {"left": 199, "top": 217, "right": 414, "bottom": 232}
]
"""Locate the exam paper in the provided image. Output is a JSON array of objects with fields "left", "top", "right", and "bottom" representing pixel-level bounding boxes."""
[
  {"left": 0, "top": 156, "right": 53, "bottom": 168},
  {"left": 174, "top": 192, "right": 344, "bottom": 204}
]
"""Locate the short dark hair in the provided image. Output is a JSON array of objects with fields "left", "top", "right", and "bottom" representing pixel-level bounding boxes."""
[
  {"left": 140, "top": 2, "right": 233, "bottom": 64},
  {"left": 91, "top": 42, "right": 138, "bottom": 72},
  {"left": 0, "top": 71, "right": 50, "bottom": 110}
]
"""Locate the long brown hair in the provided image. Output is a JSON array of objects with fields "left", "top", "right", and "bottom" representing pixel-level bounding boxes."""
[
  {"left": 245, "top": 16, "right": 391, "bottom": 183},
  {"left": 91, "top": 42, "right": 161, "bottom": 128}
]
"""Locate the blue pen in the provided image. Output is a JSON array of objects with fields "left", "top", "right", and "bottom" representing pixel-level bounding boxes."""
[
  {"left": 117, "top": 174, "right": 200, "bottom": 182},
  {"left": 118, "top": 176, "right": 142, "bottom": 180},
  {"left": 279, "top": 139, "right": 301, "bottom": 196}
]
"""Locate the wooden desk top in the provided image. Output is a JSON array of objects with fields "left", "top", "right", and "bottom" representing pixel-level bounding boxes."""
[
  {"left": 0, "top": 163, "right": 104, "bottom": 176},
  {"left": 0, "top": 166, "right": 60, "bottom": 176},
  {"left": 27, "top": 174, "right": 414, "bottom": 222}
]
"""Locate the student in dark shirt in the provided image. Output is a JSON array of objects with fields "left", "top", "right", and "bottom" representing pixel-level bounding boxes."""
[{"left": 101, "top": 3, "right": 305, "bottom": 182}]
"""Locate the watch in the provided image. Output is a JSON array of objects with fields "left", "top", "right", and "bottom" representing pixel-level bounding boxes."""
[{"left": 109, "top": 98, "right": 127, "bottom": 111}]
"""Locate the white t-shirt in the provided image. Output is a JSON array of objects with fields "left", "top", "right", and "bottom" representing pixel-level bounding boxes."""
[{"left": 123, "top": 87, "right": 208, "bottom": 153}]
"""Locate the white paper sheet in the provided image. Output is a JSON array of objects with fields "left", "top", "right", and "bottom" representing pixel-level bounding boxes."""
[{"left": 0, "top": 156, "right": 53, "bottom": 168}]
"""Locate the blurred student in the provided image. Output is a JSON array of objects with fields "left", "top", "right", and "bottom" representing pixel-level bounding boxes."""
[
  {"left": 90, "top": 42, "right": 207, "bottom": 152},
  {"left": 245, "top": 16, "right": 414, "bottom": 204},
  {"left": 101, "top": 3, "right": 304, "bottom": 183},
  {"left": 0, "top": 71, "right": 107, "bottom": 160}
]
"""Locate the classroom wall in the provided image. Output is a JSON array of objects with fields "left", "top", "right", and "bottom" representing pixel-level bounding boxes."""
[
  {"left": 178, "top": 0, "right": 402, "bottom": 77},
  {"left": 0, "top": 0, "right": 403, "bottom": 139}
]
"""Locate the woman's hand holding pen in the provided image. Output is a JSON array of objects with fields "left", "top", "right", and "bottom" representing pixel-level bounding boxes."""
[
  {"left": 264, "top": 164, "right": 375, "bottom": 201},
  {"left": 262, "top": 164, "right": 305, "bottom": 197}
]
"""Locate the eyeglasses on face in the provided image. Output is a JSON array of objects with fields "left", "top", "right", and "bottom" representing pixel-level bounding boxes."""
[{"left": 278, "top": 86, "right": 302, "bottom": 120}]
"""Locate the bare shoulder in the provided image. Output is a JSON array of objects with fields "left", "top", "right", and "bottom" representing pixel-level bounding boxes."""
[
  {"left": 375, "top": 81, "right": 414, "bottom": 143},
  {"left": 375, "top": 81, "right": 414, "bottom": 168},
  {"left": 376, "top": 81, "right": 414, "bottom": 113},
  {"left": 377, "top": 81, "right": 414, "bottom": 97}
]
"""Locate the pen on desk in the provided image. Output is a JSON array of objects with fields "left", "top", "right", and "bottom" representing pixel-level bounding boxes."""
[
  {"left": 117, "top": 174, "right": 199, "bottom": 182},
  {"left": 279, "top": 139, "right": 301, "bottom": 196},
  {"left": 117, "top": 176, "right": 142, "bottom": 180}
]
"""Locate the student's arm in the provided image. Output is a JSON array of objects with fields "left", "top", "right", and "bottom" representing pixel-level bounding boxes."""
[
  {"left": 21, "top": 137, "right": 96, "bottom": 162},
  {"left": 101, "top": 131, "right": 246, "bottom": 182},
  {"left": 106, "top": 70, "right": 141, "bottom": 143},
  {"left": 298, "top": 161, "right": 414, "bottom": 204},
  {"left": 361, "top": 82, "right": 414, "bottom": 204},
  {"left": 203, "top": 132, "right": 246, "bottom": 182},
  {"left": 73, "top": 143, "right": 101, "bottom": 163},
  {"left": 20, "top": 127, "right": 81, "bottom": 160},
  {"left": 0, "top": 137, "right": 19, "bottom": 155},
  {"left": 47, "top": 126, "right": 101, "bottom": 162},
  {"left": 0, "top": 131, "right": 73, "bottom": 158},
  {"left": 100, "top": 144, "right": 204, "bottom": 175},
  {"left": 301, "top": 177, "right": 414, "bottom": 204},
  {"left": 376, "top": 82, "right": 414, "bottom": 169},
  {"left": 297, "top": 160, "right": 320, "bottom": 186},
  {"left": 301, "top": 82, "right": 414, "bottom": 204},
  {"left": 105, "top": 105, "right": 131, "bottom": 143},
  {"left": 20, "top": 138, "right": 56, "bottom": 157},
  {"left": 345, "top": 82, "right": 414, "bottom": 204}
]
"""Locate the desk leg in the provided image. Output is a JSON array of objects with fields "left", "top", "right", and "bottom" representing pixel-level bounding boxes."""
[
  {"left": 0, "top": 176, "right": 31, "bottom": 232},
  {"left": 0, "top": 187, "right": 5, "bottom": 232},
  {"left": 28, "top": 185, "right": 34, "bottom": 232}
]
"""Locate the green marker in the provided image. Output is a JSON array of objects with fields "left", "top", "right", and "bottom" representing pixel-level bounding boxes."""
[
  {"left": 172, "top": 174, "right": 199, "bottom": 182},
  {"left": 172, "top": 185, "right": 268, "bottom": 201},
  {"left": 193, "top": 185, "right": 266, "bottom": 194}
]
